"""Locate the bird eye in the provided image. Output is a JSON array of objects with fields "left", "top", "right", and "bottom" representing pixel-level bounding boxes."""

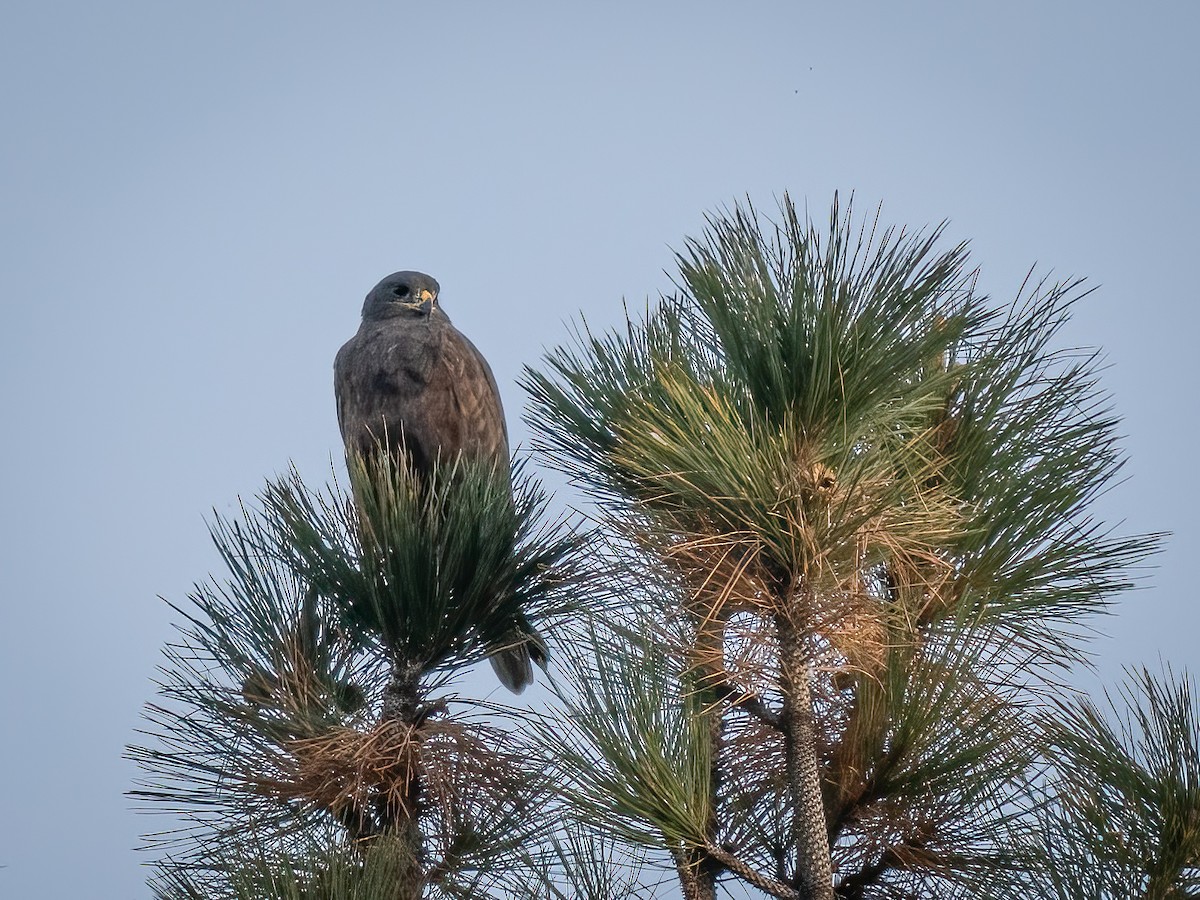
[{"left": 391, "top": 284, "right": 411, "bottom": 299}]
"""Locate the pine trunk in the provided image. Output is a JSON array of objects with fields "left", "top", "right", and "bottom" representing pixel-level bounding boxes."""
[
  {"left": 379, "top": 660, "right": 425, "bottom": 900},
  {"left": 777, "top": 607, "right": 834, "bottom": 900}
]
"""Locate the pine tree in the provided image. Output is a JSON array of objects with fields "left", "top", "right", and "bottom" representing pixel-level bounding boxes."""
[
  {"left": 129, "top": 454, "right": 581, "bottom": 899},
  {"left": 521, "top": 196, "right": 1187, "bottom": 898}
]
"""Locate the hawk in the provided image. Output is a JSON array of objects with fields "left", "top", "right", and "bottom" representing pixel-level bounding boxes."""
[{"left": 334, "top": 270, "right": 543, "bottom": 693}]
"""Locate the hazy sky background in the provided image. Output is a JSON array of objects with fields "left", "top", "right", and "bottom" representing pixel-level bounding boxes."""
[{"left": 1, "top": 3, "right": 1196, "bottom": 897}]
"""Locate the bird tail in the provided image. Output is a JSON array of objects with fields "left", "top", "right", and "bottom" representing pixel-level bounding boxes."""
[{"left": 488, "top": 625, "right": 548, "bottom": 694}]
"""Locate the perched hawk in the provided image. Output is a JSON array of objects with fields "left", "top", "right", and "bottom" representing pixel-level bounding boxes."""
[{"left": 334, "top": 271, "right": 543, "bottom": 693}]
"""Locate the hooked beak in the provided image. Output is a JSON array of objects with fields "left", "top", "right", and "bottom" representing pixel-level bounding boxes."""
[{"left": 417, "top": 288, "right": 436, "bottom": 315}]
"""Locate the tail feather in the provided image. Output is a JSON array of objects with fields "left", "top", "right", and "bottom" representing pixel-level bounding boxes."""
[
  {"left": 488, "top": 625, "right": 548, "bottom": 694},
  {"left": 489, "top": 645, "right": 533, "bottom": 693}
]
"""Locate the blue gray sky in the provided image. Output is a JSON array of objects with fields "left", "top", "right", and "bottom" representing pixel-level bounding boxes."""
[{"left": 1, "top": 3, "right": 1196, "bottom": 896}]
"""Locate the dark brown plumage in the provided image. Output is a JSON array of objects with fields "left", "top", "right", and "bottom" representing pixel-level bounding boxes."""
[
  {"left": 334, "top": 271, "right": 542, "bottom": 692},
  {"left": 334, "top": 271, "right": 508, "bottom": 478}
]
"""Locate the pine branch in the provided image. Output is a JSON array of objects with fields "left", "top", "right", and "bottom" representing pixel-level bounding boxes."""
[
  {"left": 835, "top": 848, "right": 896, "bottom": 898},
  {"left": 711, "top": 678, "right": 782, "bottom": 730},
  {"left": 704, "top": 842, "right": 803, "bottom": 899}
]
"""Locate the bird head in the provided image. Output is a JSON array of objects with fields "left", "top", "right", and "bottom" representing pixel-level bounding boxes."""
[{"left": 361, "top": 271, "right": 443, "bottom": 321}]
